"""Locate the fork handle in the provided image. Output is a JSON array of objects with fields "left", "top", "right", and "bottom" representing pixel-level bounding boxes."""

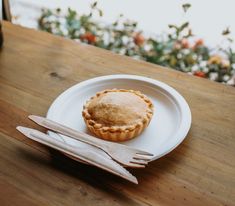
[{"left": 30, "top": 115, "right": 109, "bottom": 150}]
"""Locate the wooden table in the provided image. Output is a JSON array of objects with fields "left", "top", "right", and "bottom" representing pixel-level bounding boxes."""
[{"left": 0, "top": 22, "right": 234, "bottom": 206}]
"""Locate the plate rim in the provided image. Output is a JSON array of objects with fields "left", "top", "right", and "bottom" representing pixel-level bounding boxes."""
[{"left": 47, "top": 74, "right": 192, "bottom": 161}]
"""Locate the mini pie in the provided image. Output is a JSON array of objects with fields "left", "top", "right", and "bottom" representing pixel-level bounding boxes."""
[{"left": 82, "top": 89, "right": 154, "bottom": 142}]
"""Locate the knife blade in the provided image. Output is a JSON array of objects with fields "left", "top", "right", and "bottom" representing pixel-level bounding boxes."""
[{"left": 16, "top": 126, "right": 138, "bottom": 184}]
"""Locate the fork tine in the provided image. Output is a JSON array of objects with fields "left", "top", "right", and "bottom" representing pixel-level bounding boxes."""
[
  {"left": 126, "top": 162, "right": 146, "bottom": 168},
  {"left": 130, "top": 160, "right": 148, "bottom": 165},
  {"left": 135, "top": 150, "right": 154, "bottom": 156},
  {"left": 133, "top": 154, "right": 153, "bottom": 161}
]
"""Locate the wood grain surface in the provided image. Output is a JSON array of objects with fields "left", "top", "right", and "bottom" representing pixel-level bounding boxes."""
[{"left": 0, "top": 21, "right": 234, "bottom": 206}]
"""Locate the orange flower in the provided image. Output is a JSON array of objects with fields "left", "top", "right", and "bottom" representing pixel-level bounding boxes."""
[
  {"left": 181, "top": 38, "right": 190, "bottom": 48},
  {"left": 194, "top": 71, "right": 206, "bottom": 78},
  {"left": 208, "top": 55, "right": 222, "bottom": 65},
  {"left": 173, "top": 42, "right": 181, "bottom": 50},
  {"left": 221, "top": 59, "right": 230, "bottom": 68},
  {"left": 193, "top": 39, "right": 204, "bottom": 49},
  {"left": 134, "top": 33, "right": 145, "bottom": 46},
  {"left": 80, "top": 32, "right": 96, "bottom": 44}
]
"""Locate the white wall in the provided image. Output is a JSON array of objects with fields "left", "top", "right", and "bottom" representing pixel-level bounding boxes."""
[{"left": 10, "top": 0, "right": 235, "bottom": 48}]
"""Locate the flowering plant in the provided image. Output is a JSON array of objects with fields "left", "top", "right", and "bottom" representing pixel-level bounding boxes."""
[{"left": 38, "top": 2, "right": 235, "bottom": 86}]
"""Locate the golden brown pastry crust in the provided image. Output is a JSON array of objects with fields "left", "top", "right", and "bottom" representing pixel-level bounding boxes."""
[{"left": 82, "top": 89, "right": 154, "bottom": 141}]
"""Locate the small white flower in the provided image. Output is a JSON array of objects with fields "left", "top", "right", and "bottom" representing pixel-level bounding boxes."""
[
  {"left": 133, "top": 55, "right": 141, "bottom": 60},
  {"left": 48, "top": 16, "right": 56, "bottom": 22},
  {"left": 223, "top": 75, "right": 230, "bottom": 81},
  {"left": 197, "top": 56, "right": 203, "bottom": 61},
  {"left": 61, "top": 27, "right": 68, "bottom": 35},
  {"left": 182, "top": 49, "right": 190, "bottom": 55},
  {"left": 200, "top": 61, "right": 207, "bottom": 67},
  {"left": 122, "top": 36, "right": 129, "bottom": 45},
  {"left": 74, "top": 39, "right": 81, "bottom": 43},
  {"left": 119, "top": 48, "right": 126, "bottom": 55},
  {"left": 209, "top": 72, "right": 218, "bottom": 81},
  {"left": 226, "top": 75, "right": 235, "bottom": 86},
  {"left": 232, "top": 63, "right": 235, "bottom": 69},
  {"left": 80, "top": 28, "right": 85, "bottom": 34},
  {"left": 180, "top": 62, "right": 186, "bottom": 69},
  {"left": 144, "top": 44, "right": 152, "bottom": 51},
  {"left": 192, "top": 54, "right": 197, "bottom": 60},
  {"left": 192, "top": 65, "right": 199, "bottom": 71},
  {"left": 96, "top": 30, "right": 103, "bottom": 36},
  {"left": 202, "top": 67, "right": 209, "bottom": 73},
  {"left": 177, "top": 53, "right": 183, "bottom": 59},
  {"left": 129, "top": 42, "right": 136, "bottom": 48}
]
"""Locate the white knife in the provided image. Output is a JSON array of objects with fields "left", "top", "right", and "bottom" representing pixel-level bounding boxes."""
[{"left": 16, "top": 126, "right": 138, "bottom": 184}]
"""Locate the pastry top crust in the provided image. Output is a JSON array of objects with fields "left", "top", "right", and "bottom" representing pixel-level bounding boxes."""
[{"left": 82, "top": 89, "right": 154, "bottom": 132}]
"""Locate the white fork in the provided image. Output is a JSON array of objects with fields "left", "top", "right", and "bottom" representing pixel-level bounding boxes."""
[{"left": 29, "top": 115, "right": 153, "bottom": 168}]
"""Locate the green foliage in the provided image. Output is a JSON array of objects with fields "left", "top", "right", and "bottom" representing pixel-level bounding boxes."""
[
  {"left": 38, "top": 2, "right": 235, "bottom": 86},
  {"left": 182, "top": 3, "right": 191, "bottom": 13}
]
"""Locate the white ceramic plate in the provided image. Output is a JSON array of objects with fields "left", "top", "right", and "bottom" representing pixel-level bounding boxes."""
[{"left": 47, "top": 75, "right": 191, "bottom": 161}]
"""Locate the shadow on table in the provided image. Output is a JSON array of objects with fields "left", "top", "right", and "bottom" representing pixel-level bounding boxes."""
[{"left": 18, "top": 130, "right": 192, "bottom": 196}]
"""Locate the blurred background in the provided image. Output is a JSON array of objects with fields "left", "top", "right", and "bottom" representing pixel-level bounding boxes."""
[
  {"left": 10, "top": 0, "right": 235, "bottom": 49},
  {"left": 3, "top": 0, "right": 235, "bottom": 86}
]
